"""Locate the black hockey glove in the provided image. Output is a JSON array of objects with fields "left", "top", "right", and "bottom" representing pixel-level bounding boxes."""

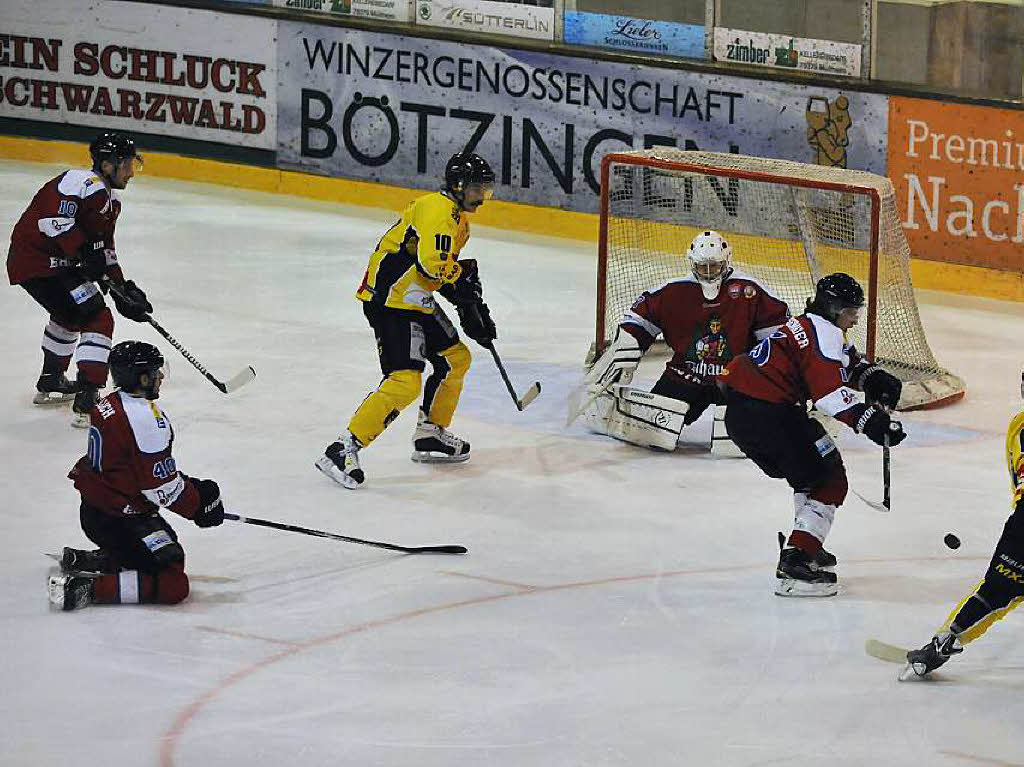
[
  {"left": 855, "top": 405, "right": 906, "bottom": 447},
  {"left": 192, "top": 478, "right": 225, "bottom": 528},
  {"left": 78, "top": 240, "right": 107, "bottom": 281},
  {"left": 111, "top": 279, "right": 153, "bottom": 322},
  {"left": 456, "top": 300, "right": 497, "bottom": 348},
  {"left": 858, "top": 365, "right": 903, "bottom": 409}
]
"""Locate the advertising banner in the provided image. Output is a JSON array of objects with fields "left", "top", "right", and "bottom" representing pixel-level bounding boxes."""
[
  {"left": 889, "top": 97, "right": 1024, "bottom": 271},
  {"left": 0, "top": 0, "right": 277, "bottom": 149},
  {"left": 270, "top": 0, "right": 412, "bottom": 22},
  {"left": 277, "top": 24, "right": 887, "bottom": 213},
  {"left": 564, "top": 11, "right": 705, "bottom": 59},
  {"left": 415, "top": 0, "right": 554, "bottom": 41},
  {"left": 713, "top": 27, "right": 861, "bottom": 78}
]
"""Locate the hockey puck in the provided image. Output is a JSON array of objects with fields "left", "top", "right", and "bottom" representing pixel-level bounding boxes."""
[{"left": 944, "top": 533, "right": 961, "bottom": 550}]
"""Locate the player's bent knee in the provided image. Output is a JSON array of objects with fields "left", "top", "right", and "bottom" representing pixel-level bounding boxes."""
[
  {"left": 441, "top": 342, "right": 471, "bottom": 377},
  {"left": 382, "top": 369, "right": 423, "bottom": 409},
  {"left": 156, "top": 565, "right": 190, "bottom": 605},
  {"left": 810, "top": 468, "right": 848, "bottom": 506}
]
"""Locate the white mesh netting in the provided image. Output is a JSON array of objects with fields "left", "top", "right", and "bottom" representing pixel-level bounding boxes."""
[{"left": 598, "top": 149, "right": 964, "bottom": 410}]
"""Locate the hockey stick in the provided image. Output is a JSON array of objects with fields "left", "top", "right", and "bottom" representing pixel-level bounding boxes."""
[
  {"left": 566, "top": 376, "right": 617, "bottom": 427},
  {"left": 488, "top": 344, "right": 541, "bottom": 411},
  {"left": 223, "top": 513, "right": 468, "bottom": 555},
  {"left": 104, "top": 279, "right": 256, "bottom": 394}
]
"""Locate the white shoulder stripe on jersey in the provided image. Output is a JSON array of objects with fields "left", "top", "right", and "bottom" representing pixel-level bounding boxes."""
[
  {"left": 754, "top": 323, "right": 783, "bottom": 340},
  {"left": 57, "top": 169, "right": 109, "bottom": 199},
  {"left": 119, "top": 392, "right": 173, "bottom": 454},
  {"left": 805, "top": 313, "right": 846, "bottom": 363}
]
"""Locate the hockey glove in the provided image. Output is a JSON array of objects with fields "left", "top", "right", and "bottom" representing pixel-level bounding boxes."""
[
  {"left": 78, "top": 240, "right": 108, "bottom": 281},
  {"left": 456, "top": 300, "right": 497, "bottom": 347},
  {"left": 111, "top": 279, "right": 153, "bottom": 322},
  {"left": 192, "top": 479, "right": 225, "bottom": 528},
  {"left": 855, "top": 405, "right": 906, "bottom": 447},
  {"left": 584, "top": 331, "right": 642, "bottom": 389},
  {"left": 857, "top": 364, "right": 903, "bottom": 409}
]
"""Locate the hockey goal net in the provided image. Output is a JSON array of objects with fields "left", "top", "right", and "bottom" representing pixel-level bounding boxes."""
[{"left": 595, "top": 149, "right": 965, "bottom": 410}]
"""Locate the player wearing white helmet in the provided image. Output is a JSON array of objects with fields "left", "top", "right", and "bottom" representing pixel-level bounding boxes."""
[{"left": 574, "top": 230, "right": 789, "bottom": 453}]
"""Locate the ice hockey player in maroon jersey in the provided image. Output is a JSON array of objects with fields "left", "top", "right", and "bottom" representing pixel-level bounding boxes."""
[
  {"left": 48, "top": 341, "right": 225, "bottom": 611},
  {"left": 721, "top": 273, "right": 906, "bottom": 596},
  {"left": 578, "top": 230, "right": 789, "bottom": 450},
  {"left": 7, "top": 131, "right": 153, "bottom": 427}
]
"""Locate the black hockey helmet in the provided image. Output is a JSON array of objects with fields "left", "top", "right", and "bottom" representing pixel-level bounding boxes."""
[
  {"left": 109, "top": 341, "right": 164, "bottom": 397},
  {"left": 806, "top": 272, "right": 865, "bottom": 322},
  {"left": 443, "top": 152, "right": 494, "bottom": 210},
  {"left": 90, "top": 131, "right": 142, "bottom": 174}
]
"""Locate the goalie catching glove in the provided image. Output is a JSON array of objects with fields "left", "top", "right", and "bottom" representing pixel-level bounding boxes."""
[{"left": 439, "top": 258, "right": 496, "bottom": 347}]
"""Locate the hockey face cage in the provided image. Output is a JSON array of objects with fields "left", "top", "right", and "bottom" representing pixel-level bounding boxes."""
[{"left": 595, "top": 150, "right": 965, "bottom": 410}]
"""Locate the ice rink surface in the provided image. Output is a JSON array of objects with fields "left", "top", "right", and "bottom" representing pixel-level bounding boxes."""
[{"left": 1, "top": 159, "right": 1022, "bottom": 767}]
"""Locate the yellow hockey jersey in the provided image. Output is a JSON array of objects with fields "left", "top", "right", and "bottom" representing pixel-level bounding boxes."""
[
  {"left": 1006, "top": 410, "right": 1024, "bottom": 507},
  {"left": 356, "top": 192, "right": 469, "bottom": 313}
]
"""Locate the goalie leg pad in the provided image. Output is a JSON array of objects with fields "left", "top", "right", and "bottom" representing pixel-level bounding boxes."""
[
  {"left": 585, "top": 386, "right": 688, "bottom": 451},
  {"left": 711, "top": 405, "right": 746, "bottom": 458}
]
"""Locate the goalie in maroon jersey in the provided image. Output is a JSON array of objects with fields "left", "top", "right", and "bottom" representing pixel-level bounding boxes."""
[
  {"left": 721, "top": 273, "right": 906, "bottom": 597},
  {"left": 47, "top": 341, "right": 226, "bottom": 611},
  {"left": 577, "top": 230, "right": 789, "bottom": 451},
  {"left": 7, "top": 131, "right": 153, "bottom": 427}
]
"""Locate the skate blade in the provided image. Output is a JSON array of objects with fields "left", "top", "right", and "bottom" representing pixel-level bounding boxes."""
[
  {"left": 314, "top": 456, "right": 362, "bottom": 489},
  {"left": 33, "top": 391, "right": 75, "bottom": 406},
  {"left": 774, "top": 577, "right": 838, "bottom": 597},
  {"left": 411, "top": 451, "right": 471, "bottom": 464}
]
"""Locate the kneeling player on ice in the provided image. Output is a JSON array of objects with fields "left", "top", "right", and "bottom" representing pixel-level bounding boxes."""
[
  {"left": 899, "top": 396, "right": 1024, "bottom": 678},
  {"left": 315, "top": 153, "right": 497, "bottom": 489},
  {"left": 576, "top": 230, "right": 789, "bottom": 452},
  {"left": 48, "top": 341, "right": 226, "bottom": 610},
  {"left": 720, "top": 273, "right": 905, "bottom": 597}
]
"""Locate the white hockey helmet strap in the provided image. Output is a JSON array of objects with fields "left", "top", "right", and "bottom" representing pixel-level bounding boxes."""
[{"left": 687, "top": 231, "right": 732, "bottom": 298}]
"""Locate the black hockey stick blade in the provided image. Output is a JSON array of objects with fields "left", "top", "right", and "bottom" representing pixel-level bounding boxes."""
[
  {"left": 488, "top": 345, "right": 540, "bottom": 412},
  {"left": 223, "top": 513, "right": 467, "bottom": 555}
]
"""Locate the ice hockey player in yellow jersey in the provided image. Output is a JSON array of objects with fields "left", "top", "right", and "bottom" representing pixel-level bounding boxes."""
[
  {"left": 315, "top": 152, "right": 497, "bottom": 489},
  {"left": 902, "top": 375, "right": 1024, "bottom": 678}
]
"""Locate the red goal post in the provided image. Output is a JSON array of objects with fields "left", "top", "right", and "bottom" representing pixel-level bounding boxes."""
[{"left": 595, "top": 149, "right": 965, "bottom": 410}]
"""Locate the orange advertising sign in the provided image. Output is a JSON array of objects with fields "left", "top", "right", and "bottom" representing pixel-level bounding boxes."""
[{"left": 889, "top": 97, "right": 1024, "bottom": 272}]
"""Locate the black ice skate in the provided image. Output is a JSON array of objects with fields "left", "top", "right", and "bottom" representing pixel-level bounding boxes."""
[
  {"left": 775, "top": 546, "right": 839, "bottom": 597},
  {"left": 57, "top": 547, "right": 112, "bottom": 573},
  {"left": 411, "top": 412, "right": 470, "bottom": 463},
  {"left": 902, "top": 632, "right": 963, "bottom": 679},
  {"left": 47, "top": 571, "right": 97, "bottom": 611},
  {"left": 71, "top": 383, "right": 99, "bottom": 429},
  {"left": 315, "top": 432, "right": 365, "bottom": 489},
  {"left": 778, "top": 531, "right": 836, "bottom": 572},
  {"left": 33, "top": 372, "right": 80, "bottom": 405}
]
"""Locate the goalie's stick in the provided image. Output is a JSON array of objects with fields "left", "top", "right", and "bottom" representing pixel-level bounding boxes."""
[
  {"left": 488, "top": 344, "right": 541, "bottom": 411},
  {"left": 104, "top": 279, "right": 256, "bottom": 394},
  {"left": 223, "top": 513, "right": 467, "bottom": 555},
  {"left": 566, "top": 376, "right": 616, "bottom": 427}
]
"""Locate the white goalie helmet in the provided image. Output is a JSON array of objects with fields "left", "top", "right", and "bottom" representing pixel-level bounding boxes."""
[{"left": 687, "top": 230, "right": 733, "bottom": 299}]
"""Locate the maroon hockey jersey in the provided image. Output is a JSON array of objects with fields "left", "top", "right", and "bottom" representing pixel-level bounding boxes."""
[
  {"left": 68, "top": 390, "right": 200, "bottom": 520},
  {"left": 7, "top": 169, "right": 125, "bottom": 284},
  {"left": 722, "top": 313, "right": 866, "bottom": 428},
  {"left": 620, "top": 272, "right": 789, "bottom": 385}
]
